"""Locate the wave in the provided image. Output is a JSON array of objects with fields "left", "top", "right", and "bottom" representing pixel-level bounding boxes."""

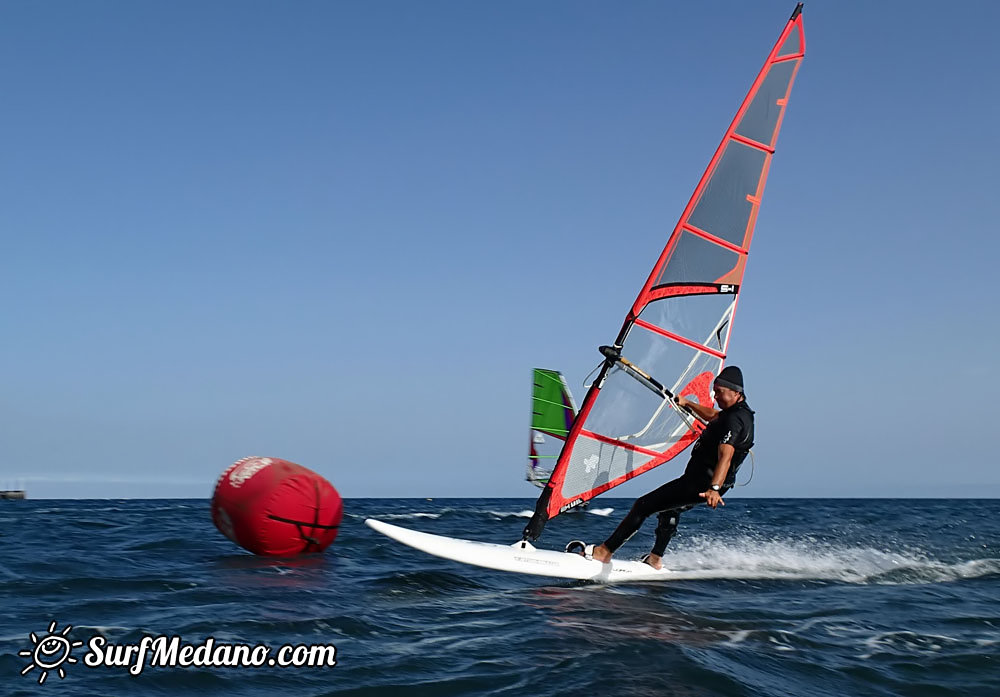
[
  {"left": 369, "top": 512, "right": 443, "bottom": 521},
  {"left": 487, "top": 508, "right": 616, "bottom": 519},
  {"left": 488, "top": 510, "right": 535, "bottom": 519},
  {"left": 0, "top": 563, "right": 22, "bottom": 580},
  {"left": 70, "top": 625, "right": 134, "bottom": 637},
  {"left": 658, "top": 537, "right": 1000, "bottom": 585},
  {"left": 859, "top": 630, "right": 1000, "bottom": 659},
  {"left": 372, "top": 570, "right": 487, "bottom": 594}
]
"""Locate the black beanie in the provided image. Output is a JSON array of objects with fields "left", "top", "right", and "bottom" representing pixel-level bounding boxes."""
[{"left": 715, "top": 366, "right": 744, "bottom": 393}]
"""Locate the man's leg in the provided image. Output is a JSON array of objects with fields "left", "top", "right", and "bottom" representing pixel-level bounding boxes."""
[
  {"left": 652, "top": 506, "right": 690, "bottom": 556},
  {"left": 592, "top": 477, "right": 700, "bottom": 563},
  {"left": 639, "top": 507, "right": 689, "bottom": 569},
  {"left": 644, "top": 487, "right": 729, "bottom": 567}
]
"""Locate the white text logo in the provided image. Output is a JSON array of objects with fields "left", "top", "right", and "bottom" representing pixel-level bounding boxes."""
[
  {"left": 18, "top": 620, "right": 339, "bottom": 683},
  {"left": 228, "top": 457, "right": 273, "bottom": 488}
]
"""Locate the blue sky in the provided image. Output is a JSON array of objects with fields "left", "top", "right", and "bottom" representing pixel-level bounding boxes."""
[{"left": 1, "top": 1, "right": 997, "bottom": 499}]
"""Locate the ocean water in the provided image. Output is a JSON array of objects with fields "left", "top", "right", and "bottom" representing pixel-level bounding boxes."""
[{"left": 1, "top": 498, "right": 997, "bottom": 696}]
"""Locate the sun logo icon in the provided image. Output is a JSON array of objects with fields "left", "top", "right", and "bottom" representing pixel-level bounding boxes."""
[{"left": 18, "top": 620, "right": 84, "bottom": 684}]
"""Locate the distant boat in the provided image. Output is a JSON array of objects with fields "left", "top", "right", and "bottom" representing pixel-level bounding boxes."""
[{"left": 1, "top": 490, "right": 26, "bottom": 500}]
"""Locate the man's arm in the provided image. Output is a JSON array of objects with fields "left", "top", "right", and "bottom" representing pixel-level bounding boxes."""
[
  {"left": 700, "top": 443, "right": 735, "bottom": 509},
  {"left": 675, "top": 395, "right": 719, "bottom": 422}
]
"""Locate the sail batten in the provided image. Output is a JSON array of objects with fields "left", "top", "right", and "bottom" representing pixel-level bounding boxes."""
[
  {"left": 730, "top": 132, "right": 776, "bottom": 154},
  {"left": 632, "top": 319, "right": 728, "bottom": 359},
  {"left": 523, "top": 5, "right": 806, "bottom": 540}
]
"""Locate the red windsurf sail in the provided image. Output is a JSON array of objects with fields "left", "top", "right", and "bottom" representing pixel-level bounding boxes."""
[{"left": 524, "top": 4, "right": 805, "bottom": 540}]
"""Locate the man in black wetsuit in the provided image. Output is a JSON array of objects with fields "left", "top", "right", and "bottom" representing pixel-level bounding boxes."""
[{"left": 591, "top": 365, "right": 755, "bottom": 569}]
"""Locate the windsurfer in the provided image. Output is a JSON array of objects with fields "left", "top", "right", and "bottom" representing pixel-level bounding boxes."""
[{"left": 590, "top": 366, "right": 754, "bottom": 568}]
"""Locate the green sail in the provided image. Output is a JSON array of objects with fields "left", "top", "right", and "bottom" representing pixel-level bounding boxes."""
[{"left": 527, "top": 369, "right": 577, "bottom": 488}]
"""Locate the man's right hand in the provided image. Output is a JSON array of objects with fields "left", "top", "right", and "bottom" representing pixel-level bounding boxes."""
[{"left": 700, "top": 489, "right": 725, "bottom": 509}]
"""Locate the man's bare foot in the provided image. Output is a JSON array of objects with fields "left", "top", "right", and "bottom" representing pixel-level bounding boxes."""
[
  {"left": 592, "top": 544, "right": 612, "bottom": 563},
  {"left": 642, "top": 553, "right": 663, "bottom": 570}
]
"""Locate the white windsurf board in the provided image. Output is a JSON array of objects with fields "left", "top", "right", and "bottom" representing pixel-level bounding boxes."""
[{"left": 365, "top": 518, "right": 671, "bottom": 582}]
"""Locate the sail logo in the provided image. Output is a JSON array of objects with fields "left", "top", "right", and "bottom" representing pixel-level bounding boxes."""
[
  {"left": 583, "top": 455, "right": 600, "bottom": 474},
  {"left": 560, "top": 498, "right": 584, "bottom": 513},
  {"left": 229, "top": 457, "right": 273, "bottom": 488},
  {"left": 680, "top": 371, "right": 715, "bottom": 411}
]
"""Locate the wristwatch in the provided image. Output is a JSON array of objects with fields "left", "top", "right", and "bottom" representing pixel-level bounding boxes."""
[{"left": 710, "top": 485, "right": 721, "bottom": 492}]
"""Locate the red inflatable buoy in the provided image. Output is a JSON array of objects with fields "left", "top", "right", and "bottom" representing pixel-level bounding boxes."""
[{"left": 211, "top": 456, "right": 343, "bottom": 556}]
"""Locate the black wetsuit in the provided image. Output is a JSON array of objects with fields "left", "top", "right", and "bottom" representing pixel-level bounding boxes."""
[{"left": 602, "top": 400, "right": 755, "bottom": 555}]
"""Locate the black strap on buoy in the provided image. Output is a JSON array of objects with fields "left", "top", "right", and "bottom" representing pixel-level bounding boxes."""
[{"left": 266, "top": 479, "right": 339, "bottom": 552}]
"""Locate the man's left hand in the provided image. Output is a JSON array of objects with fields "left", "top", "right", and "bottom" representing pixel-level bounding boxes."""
[{"left": 700, "top": 489, "right": 725, "bottom": 509}]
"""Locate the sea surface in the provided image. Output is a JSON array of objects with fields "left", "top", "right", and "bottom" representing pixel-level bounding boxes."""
[{"left": 1, "top": 498, "right": 997, "bottom": 696}]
